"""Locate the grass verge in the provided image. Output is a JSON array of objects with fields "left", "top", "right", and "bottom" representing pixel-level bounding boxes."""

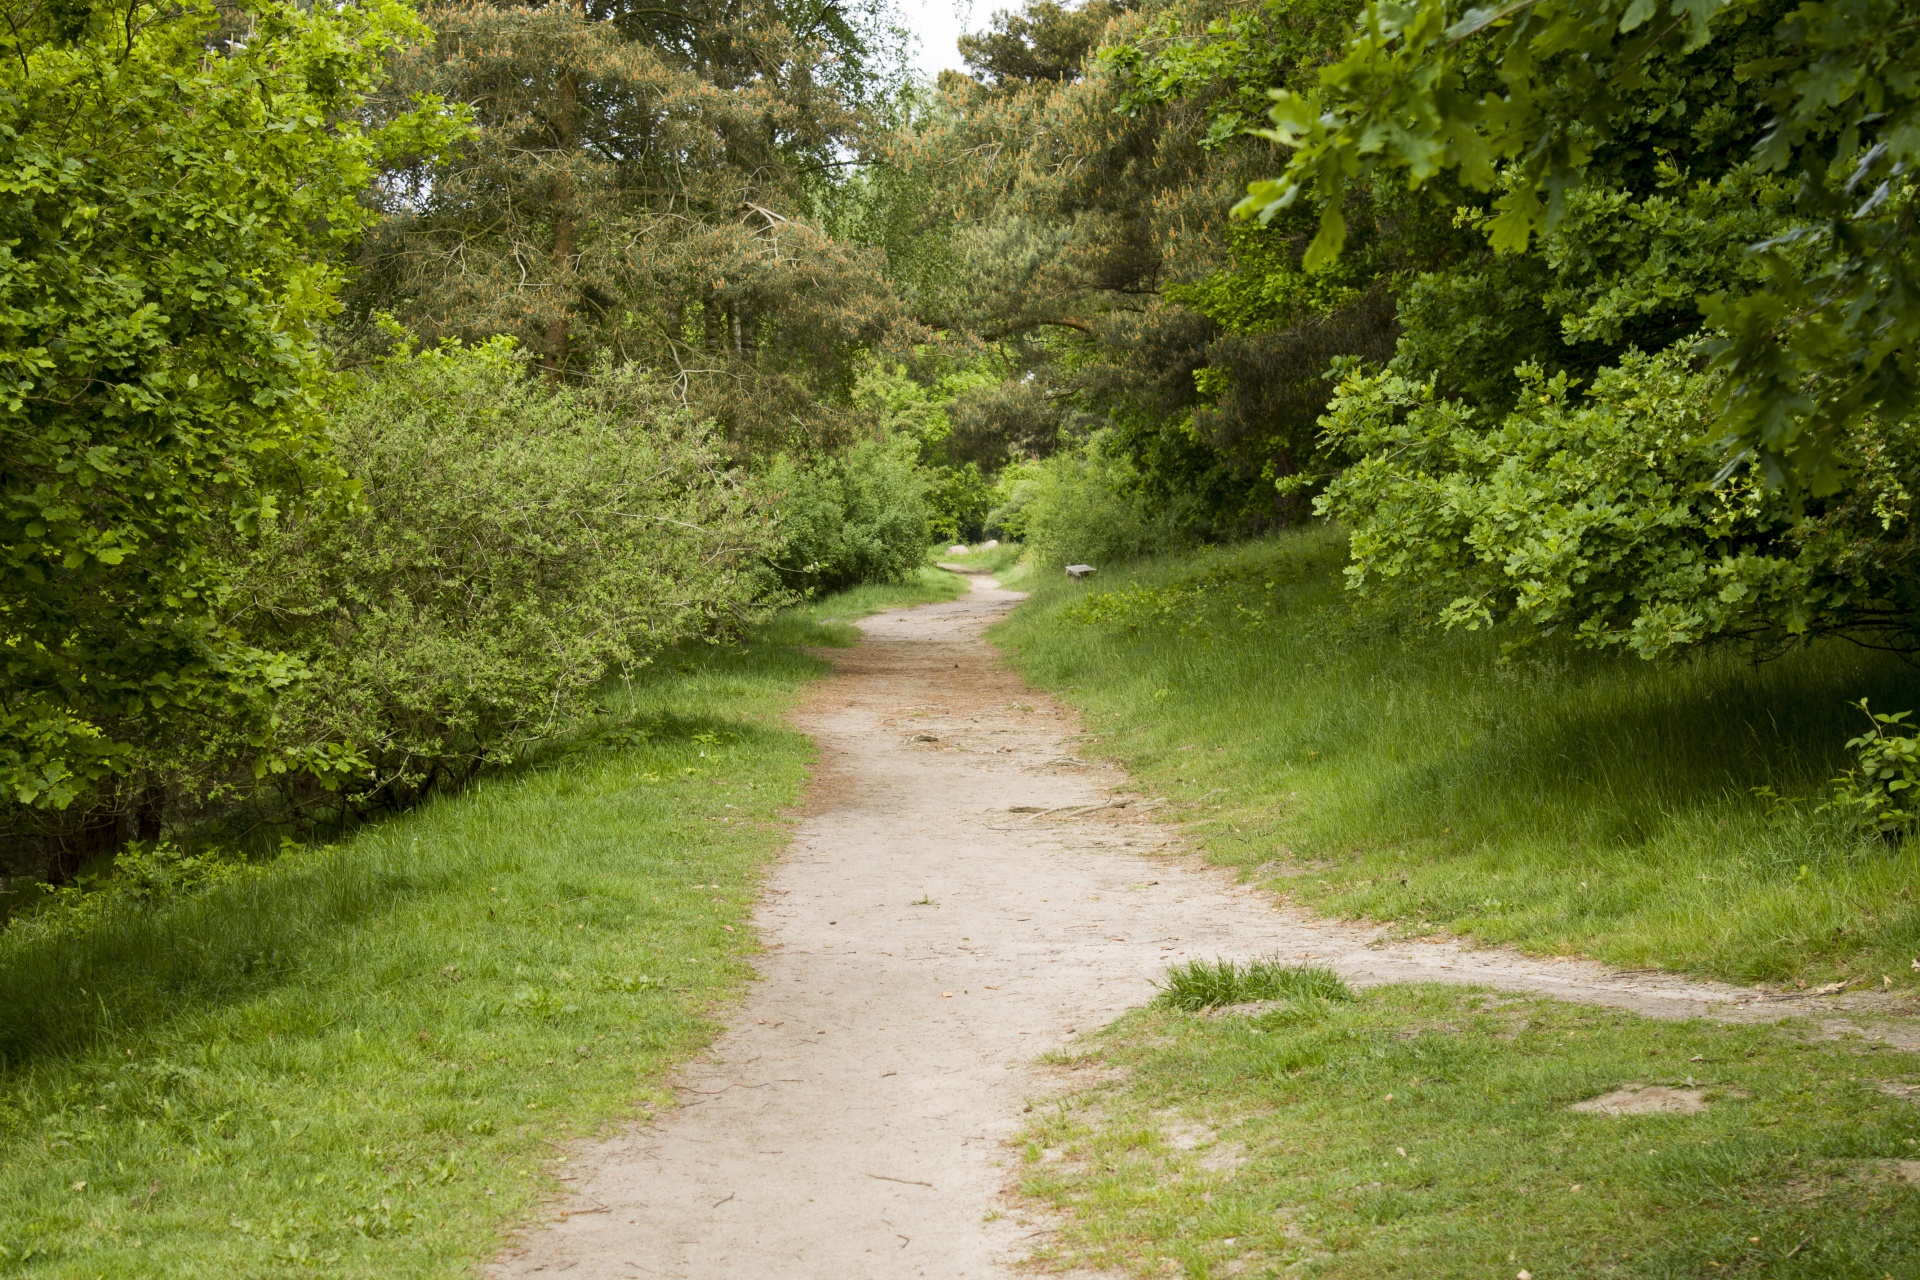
[
  {"left": 0, "top": 576, "right": 953, "bottom": 1278},
  {"left": 991, "top": 526, "right": 1920, "bottom": 987},
  {"left": 1022, "top": 983, "right": 1920, "bottom": 1278}
]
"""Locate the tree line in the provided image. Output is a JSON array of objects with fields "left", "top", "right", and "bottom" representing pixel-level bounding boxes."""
[{"left": 3, "top": 0, "right": 1917, "bottom": 883}]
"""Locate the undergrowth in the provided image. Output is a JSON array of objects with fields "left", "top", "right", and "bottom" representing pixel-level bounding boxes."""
[{"left": 993, "top": 526, "right": 1920, "bottom": 986}]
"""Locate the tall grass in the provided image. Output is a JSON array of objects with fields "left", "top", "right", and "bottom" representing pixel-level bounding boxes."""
[
  {"left": 995, "top": 526, "right": 1920, "bottom": 985},
  {"left": 0, "top": 575, "right": 956, "bottom": 1277},
  {"left": 1154, "top": 958, "right": 1352, "bottom": 1010}
]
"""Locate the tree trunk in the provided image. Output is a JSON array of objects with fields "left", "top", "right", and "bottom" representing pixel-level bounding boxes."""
[{"left": 542, "top": 6, "right": 584, "bottom": 381}]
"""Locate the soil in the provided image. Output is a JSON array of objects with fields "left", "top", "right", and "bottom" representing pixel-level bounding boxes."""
[{"left": 489, "top": 573, "right": 1920, "bottom": 1280}]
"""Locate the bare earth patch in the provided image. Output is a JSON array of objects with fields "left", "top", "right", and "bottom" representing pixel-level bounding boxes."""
[
  {"left": 489, "top": 574, "right": 1920, "bottom": 1279},
  {"left": 1568, "top": 1085, "right": 1712, "bottom": 1115}
]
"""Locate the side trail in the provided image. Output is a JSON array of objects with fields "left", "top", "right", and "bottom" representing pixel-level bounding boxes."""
[{"left": 490, "top": 574, "right": 1920, "bottom": 1280}]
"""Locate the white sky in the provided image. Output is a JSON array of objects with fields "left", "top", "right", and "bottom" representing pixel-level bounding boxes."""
[{"left": 893, "top": 0, "right": 981, "bottom": 80}]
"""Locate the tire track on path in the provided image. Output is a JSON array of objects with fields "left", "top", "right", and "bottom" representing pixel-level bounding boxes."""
[{"left": 489, "top": 573, "right": 1920, "bottom": 1280}]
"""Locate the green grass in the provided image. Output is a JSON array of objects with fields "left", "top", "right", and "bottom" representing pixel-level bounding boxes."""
[
  {"left": 0, "top": 579, "right": 948, "bottom": 1278},
  {"left": 992, "top": 526, "right": 1920, "bottom": 987},
  {"left": 1155, "top": 959, "right": 1354, "bottom": 1012},
  {"left": 1021, "top": 984, "right": 1920, "bottom": 1279},
  {"left": 934, "top": 541, "right": 1024, "bottom": 578}
]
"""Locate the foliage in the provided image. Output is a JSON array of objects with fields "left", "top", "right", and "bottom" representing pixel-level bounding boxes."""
[
  {"left": 237, "top": 339, "right": 777, "bottom": 811},
  {"left": 988, "top": 437, "right": 1195, "bottom": 570},
  {"left": 352, "top": 0, "right": 909, "bottom": 452},
  {"left": 891, "top": 0, "right": 1383, "bottom": 531},
  {"left": 763, "top": 437, "right": 931, "bottom": 594},
  {"left": 926, "top": 462, "right": 997, "bottom": 542},
  {"left": 1315, "top": 345, "right": 1920, "bottom": 657},
  {"left": 1240, "top": 0, "right": 1920, "bottom": 494},
  {"left": 0, "top": 0, "right": 456, "bottom": 812},
  {"left": 1153, "top": 956, "right": 1351, "bottom": 1009},
  {"left": 852, "top": 353, "right": 1012, "bottom": 538},
  {"left": 1824, "top": 700, "right": 1920, "bottom": 837}
]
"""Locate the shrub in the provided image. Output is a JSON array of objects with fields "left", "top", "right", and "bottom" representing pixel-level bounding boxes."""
[
  {"left": 234, "top": 339, "right": 777, "bottom": 810},
  {"left": 926, "top": 462, "right": 996, "bottom": 542},
  {"left": 991, "top": 436, "right": 1192, "bottom": 570},
  {"left": 1823, "top": 700, "right": 1920, "bottom": 837},
  {"left": 1316, "top": 346, "right": 1920, "bottom": 658},
  {"left": 764, "top": 437, "right": 931, "bottom": 594}
]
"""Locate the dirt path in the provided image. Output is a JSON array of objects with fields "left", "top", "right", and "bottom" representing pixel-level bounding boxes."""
[{"left": 490, "top": 574, "right": 1919, "bottom": 1280}]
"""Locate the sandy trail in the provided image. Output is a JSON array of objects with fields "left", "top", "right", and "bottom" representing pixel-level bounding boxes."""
[{"left": 490, "top": 574, "right": 1919, "bottom": 1280}]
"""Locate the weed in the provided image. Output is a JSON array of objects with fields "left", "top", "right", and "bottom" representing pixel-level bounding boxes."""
[{"left": 1824, "top": 698, "right": 1920, "bottom": 836}]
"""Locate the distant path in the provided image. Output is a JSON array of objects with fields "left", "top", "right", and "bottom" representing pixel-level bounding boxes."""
[{"left": 490, "top": 574, "right": 1920, "bottom": 1280}]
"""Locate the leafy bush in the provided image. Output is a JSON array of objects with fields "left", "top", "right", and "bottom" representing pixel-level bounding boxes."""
[
  {"left": 1824, "top": 701, "right": 1920, "bottom": 838},
  {"left": 1316, "top": 346, "right": 1920, "bottom": 657},
  {"left": 764, "top": 437, "right": 931, "bottom": 594},
  {"left": 1155, "top": 957, "right": 1353, "bottom": 1010},
  {"left": 990, "top": 436, "right": 1193, "bottom": 571},
  {"left": 236, "top": 339, "right": 777, "bottom": 809},
  {"left": 0, "top": 0, "right": 455, "bottom": 812},
  {"left": 926, "top": 462, "right": 996, "bottom": 542}
]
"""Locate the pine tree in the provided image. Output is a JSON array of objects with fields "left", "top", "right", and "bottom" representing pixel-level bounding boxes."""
[{"left": 354, "top": 0, "right": 910, "bottom": 452}]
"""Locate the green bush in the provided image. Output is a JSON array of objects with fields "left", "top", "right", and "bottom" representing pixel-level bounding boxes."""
[
  {"left": 1316, "top": 346, "right": 1920, "bottom": 657},
  {"left": 764, "top": 437, "right": 932, "bottom": 593},
  {"left": 236, "top": 339, "right": 777, "bottom": 809},
  {"left": 926, "top": 461, "right": 996, "bottom": 542},
  {"left": 990, "top": 436, "right": 1191, "bottom": 571}
]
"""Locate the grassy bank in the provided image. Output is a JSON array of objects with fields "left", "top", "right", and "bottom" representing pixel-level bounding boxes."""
[
  {"left": 993, "top": 528, "right": 1920, "bottom": 986},
  {"left": 1021, "top": 977, "right": 1920, "bottom": 1278},
  {"left": 0, "top": 572, "right": 959, "bottom": 1278}
]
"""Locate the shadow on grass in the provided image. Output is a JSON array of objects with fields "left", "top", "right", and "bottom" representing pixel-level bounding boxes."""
[
  {"left": 0, "top": 602, "right": 846, "bottom": 1075},
  {"left": 997, "top": 525, "right": 1920, "bottom": 981}
]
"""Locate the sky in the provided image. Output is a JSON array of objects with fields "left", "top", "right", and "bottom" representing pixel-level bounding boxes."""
[{"left": 893, "top": 0, "right": 979, "bottom": 80}]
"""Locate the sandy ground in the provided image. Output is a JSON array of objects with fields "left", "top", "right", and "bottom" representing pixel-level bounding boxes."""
[{"left": 489, "top": 573, "right": 1920, "bottom": 1280}]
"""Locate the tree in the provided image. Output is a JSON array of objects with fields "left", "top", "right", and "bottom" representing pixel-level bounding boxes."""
[
  {"left": 1238, "top": 0, "right": 1920, "bottom": 494},
  {"left": 889, "top": 0, "right": 1413, "bottom": 531},
  {"left": 0, "top": 0, "right": 455, "bottom": 842},
  {"left": 352, "top": 0, "right": 911, "bottom": 455}
]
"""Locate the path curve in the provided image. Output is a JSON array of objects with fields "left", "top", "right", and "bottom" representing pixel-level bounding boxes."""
[{"left": 490, "top": 574, "right": 1919, "bottom": 1280}]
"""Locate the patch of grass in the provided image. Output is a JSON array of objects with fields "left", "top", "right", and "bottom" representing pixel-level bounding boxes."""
[
  {"left": 1021, "top": 985, "right": 1920, "bottom": 1278},
  {"left": 1155, "top": 958, "right": 1353, "bottom": 1011},
  {"left": 993, "top": 526, "right": 1920, "bottom": 987},
  {"left": 0, "top": 581, "right": 907, "bottom": 1278}
]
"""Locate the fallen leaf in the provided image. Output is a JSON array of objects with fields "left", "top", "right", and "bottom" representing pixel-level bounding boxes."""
[{"left": 71, "top": 1181, "right": 86, "bottom": 1192}]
